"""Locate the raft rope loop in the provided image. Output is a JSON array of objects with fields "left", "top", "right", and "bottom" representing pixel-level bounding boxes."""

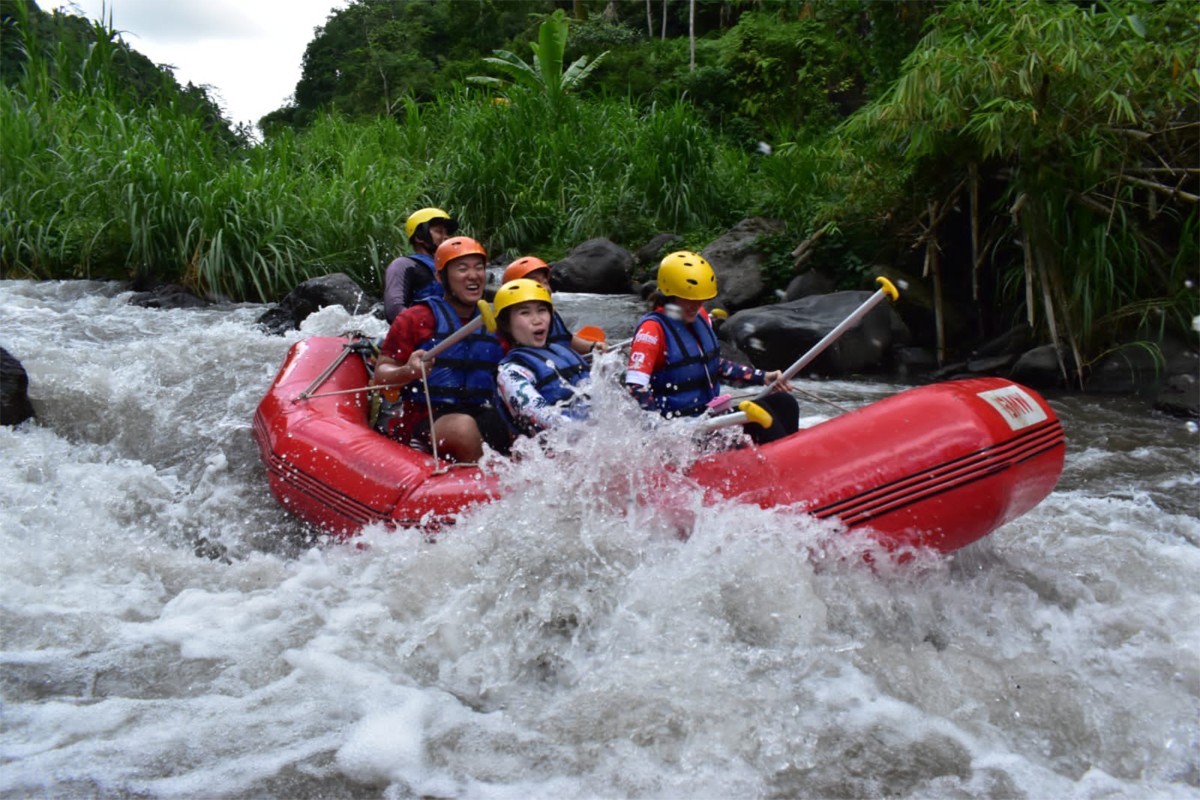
[{"left": 294, "top": 332, "right": 371, "bottom": 402}]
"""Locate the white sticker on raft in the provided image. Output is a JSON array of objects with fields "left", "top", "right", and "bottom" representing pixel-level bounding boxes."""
[{"left": 977, "top": 385, "right": 1048, "bottom": 430}]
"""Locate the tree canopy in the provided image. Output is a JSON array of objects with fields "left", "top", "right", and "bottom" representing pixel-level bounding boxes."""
[{"left": 3, "top": 0, "right": 1195, "bottom": 374}]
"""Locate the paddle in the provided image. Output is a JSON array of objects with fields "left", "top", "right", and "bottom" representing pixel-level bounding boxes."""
[
  {"left": 694, "top": 400, "right": 773, "bottom": 434},
  {"left": 297, "top": 301, "right": 497, "bottom": 402},
  {"left": 752, "top": 276, "right": 900, "bottom": 402},
  {"left": 421, "top": 300, "right": 497, "bottom": 360},
  {"left": 574, "top": 325, "right": 635, "bottom": 361},
  {"left": 575, "top": 325, "right": 607, "bottom": 344}
]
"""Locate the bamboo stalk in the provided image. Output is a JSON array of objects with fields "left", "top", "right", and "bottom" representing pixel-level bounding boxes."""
[
  {"left": 969, "top": 162, "right": 980, "bottom": 304},
  {"left": 1121, "top": 174, "right": 1199, "bottom": 203},
  {"left": 925, "top": 199, "right": 945, "bottom": 366}
]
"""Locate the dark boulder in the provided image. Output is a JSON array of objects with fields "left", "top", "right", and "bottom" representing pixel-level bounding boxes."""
[
  {"left": 783, "top": 269, "right": 836, "bottom": 302},
  {"left": 635, "top": 233, "right": 683, "bottom": 269},
  {"left": 256, "top": 273, "right": 379, "bottom": 335},
  {"left": 1009, "top": 344, "right": 1074, "bottom": 390},
  {"left": 1085, "top": 337, "right": 1197, "bottom": 396},
  {"left": 701, "top": 217, "right": 786, "bottom": 312},
  {"left": 1154, "top": 371, "right": 1200, "bottom": 419},
  {"left": 550, "top": 238, "right": 634, "bottom": 294},
  {"left": 1, "top": 347, "right": 35, "bottom": 426},
  {"left": 128, "top": 283, "right": 211, "bottom": 309},
  {"left": 724, "top": 290, "right": 898, "bottom": 376}
]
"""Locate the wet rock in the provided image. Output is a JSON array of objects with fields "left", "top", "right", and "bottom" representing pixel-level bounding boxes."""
[
  {"left": 256, "top": 273, "right": 379, "bottom": 335},
  {"left": 701, "top": 217, "right": 786, "bottom": 312},
  {"left": 1009, "top": 344, "right": 1074, "bottom": 390},
  {"left": 1, "top": 347, "right": 34, "bottom": 426},
  {"left": 128, "top": 283, "right": 210, "bottom": 309},
  {"left": 783, "top": 269, "right": 836, "bottom": 301},
  {"left": 550, "top": 238, "right": 634, "bottom": 294},
  {"left": 635, "top": 233, "right": 683, "bottom": 268},
  {"left": 1154, "top": 370, "right": 1200, "bottom": 419},
  {"left": 892, "top": 346, "right": 940, "bottom": 379},
  {"left": 725, "top": 290, "right": 896, "bottom": 375},
  {"left": 1086, "top": 336, "right": 1197, "bottom": 396}
]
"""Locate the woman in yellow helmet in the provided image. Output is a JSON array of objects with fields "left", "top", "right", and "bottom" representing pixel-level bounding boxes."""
[
  {"left": 502, "top": 255, "right": 603, "bottom": 356},
  {"left": 492, "top": 278, "right": 591, "bottom": 437},
  {"left": 625, "top": 251, "right": 799, "bottom": 444}
]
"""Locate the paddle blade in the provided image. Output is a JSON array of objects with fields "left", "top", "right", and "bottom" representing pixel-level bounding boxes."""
[
  {"left": 575, "top": 325, "right": 607, "bottom": 343},
  {"left": 477, "top": 299, "right": 497, "bottom": 332}
]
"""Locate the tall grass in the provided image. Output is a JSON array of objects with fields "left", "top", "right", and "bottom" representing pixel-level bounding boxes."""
[{"left": 1, "top": 14, "right": 753, "bottom": 300}]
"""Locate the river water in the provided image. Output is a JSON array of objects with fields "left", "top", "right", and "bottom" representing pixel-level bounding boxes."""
[{"left": 1, "top": 279, "right": 1197, "bottom": 799}]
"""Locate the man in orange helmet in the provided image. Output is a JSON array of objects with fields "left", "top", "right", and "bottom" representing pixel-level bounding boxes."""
[{"left": 374, "top": 236, "right": 509, "bottom": 461}]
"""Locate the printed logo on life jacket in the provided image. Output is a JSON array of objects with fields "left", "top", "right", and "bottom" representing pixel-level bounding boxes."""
[{"left": 977, "top": 385, "right": 1047, "bottom": 430}]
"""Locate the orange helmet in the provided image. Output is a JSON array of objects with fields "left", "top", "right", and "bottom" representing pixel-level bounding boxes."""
[
  {"left": 502, "top": 256, "right": 549, "bottom": 284},
  {"left": 434, "top": 236, "right": 487, "bottom": 272}
]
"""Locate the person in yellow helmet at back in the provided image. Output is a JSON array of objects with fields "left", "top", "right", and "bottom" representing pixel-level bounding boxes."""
[
  {"left": 502, "top": 256, "right": 604, "bottom": 356},
  {"left": 625, "top": 251, "right": 799, "bottom": 444},
  {"left": 383, "top": 207, "right": 458, "bottom": 322}
]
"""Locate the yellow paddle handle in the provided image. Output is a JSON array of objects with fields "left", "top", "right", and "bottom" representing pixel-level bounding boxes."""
[
  {"left": 737, "top": 400, "right": 774, "bottom": 429},
  {"left": 476, "top": 299, "right": 497, "bottom": 332},
  {"left": 875, "top": 276, "right": 899, "bottom": 302}
]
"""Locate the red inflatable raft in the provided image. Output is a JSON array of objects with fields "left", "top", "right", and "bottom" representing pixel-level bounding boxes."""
[{"left": 254, "top": 336, "right": 1065, "bottom": 553}]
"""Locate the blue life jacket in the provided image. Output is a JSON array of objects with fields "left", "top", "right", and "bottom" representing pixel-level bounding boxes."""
[
  {"left": 497, "top": 343, "right": 589, "bottom": 435},
  {"left": 547, "top": 310, "right": 573, "bottom": 349},
  {"left": 406, "top": 296, "right": 503, "bottom": 408},
  {"left": 643, "top": 309, "right": 721, "bottom": 418},
  {"left": 407, "top": 254, "right": 443, "bottom": 304}
]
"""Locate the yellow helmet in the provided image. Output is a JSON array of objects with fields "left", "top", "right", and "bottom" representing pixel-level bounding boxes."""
[
  {"left": 657, "top": 251, "right": 717, "bottom": 300},
  {"left": 405, "top": 207, "right": 457, "bottom": 242},
  {"left": 493, "top": 278, "right": 553, "bottom": 317},
  {"left": 434, "top": 236, "right": 487, "bottom": 272},
  {"left": 502, "top": 256, "right": 550, "bottom": 284}
]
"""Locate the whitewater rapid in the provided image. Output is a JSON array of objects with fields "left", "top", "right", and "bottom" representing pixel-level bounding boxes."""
[{"left": 1, "top": 280, "right": 1197, "bottom": 799}]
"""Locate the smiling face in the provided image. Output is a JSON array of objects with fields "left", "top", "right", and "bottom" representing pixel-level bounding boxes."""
[
  {"left": 505, "top": 300, "right": 552, "bottom": 348},
  {"left": 440, "top": 255, "right": 487, "bottom": 312}
]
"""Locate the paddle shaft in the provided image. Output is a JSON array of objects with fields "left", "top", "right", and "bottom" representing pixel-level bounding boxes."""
[
  {"left": 695, "top": 410, "right": 752, "bottom": 433},
  {"left": 752, "top": 277, "right": 898, "bottom": 401},
  {"left": 694, "top": 400, "right": 773, "bottom": 434},
  {"left": 421, "top": 314, "right": 484, "bottom": 362}
]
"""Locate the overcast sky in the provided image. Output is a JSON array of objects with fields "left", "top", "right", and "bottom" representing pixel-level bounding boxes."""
[{"left": 55, "top": 0, "right": 349, "bottom": 128}]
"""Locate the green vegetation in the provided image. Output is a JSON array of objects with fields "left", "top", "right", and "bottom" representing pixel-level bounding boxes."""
[{"left": 1, "top": 0, "right": 1195, "bottom": 371}]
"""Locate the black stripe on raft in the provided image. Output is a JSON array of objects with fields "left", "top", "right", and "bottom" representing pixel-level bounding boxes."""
[
  {"left": 253, "top": 412, "right": 391, "bottom": 528},
  {"left": 811, "top": 419, "right": 1065, "bottom": 527}
]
